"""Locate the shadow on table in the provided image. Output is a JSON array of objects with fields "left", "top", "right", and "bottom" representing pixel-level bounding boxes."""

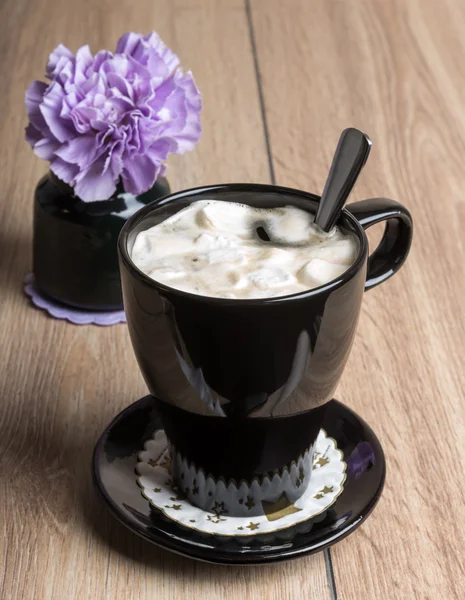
[
  {"left": 81, "top": 494, "right": 195, "bottom": 573},
  {"left": 0, "top": 389, "right": 198, "bottom": 574},
  {"left": 80, "top": 485, "right": 275, "bottom": 575}
]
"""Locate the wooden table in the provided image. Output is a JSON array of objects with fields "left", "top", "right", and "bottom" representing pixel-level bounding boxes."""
[{"left": 1, "top": 1, "right": 464, "bottom": 598}]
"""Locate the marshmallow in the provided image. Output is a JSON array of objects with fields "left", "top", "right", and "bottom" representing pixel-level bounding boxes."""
[
  {"left": 298, "top": 259, "right": 347, "bottom": 287},
  {"left": 131, "top": 200, "right": 357, "bottom": 299}
]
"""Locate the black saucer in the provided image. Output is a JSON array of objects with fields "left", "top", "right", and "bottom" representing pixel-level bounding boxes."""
[{"left": 92, "top": 397, "right": 385, "bottom": 565}]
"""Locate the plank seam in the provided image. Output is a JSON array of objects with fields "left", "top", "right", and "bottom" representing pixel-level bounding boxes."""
[
  {"left": 324, "top": 548, "right": 339, "bottom": 600},
  {"left": 244, "top": 0, "right": 276, "bottom": 185}
]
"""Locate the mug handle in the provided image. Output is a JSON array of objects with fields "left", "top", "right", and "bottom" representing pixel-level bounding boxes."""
[{"left": 347, "top": 198, "right": 413, "bottom": 291}]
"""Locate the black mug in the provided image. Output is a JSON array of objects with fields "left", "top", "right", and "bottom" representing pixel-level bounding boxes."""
[{"left": 118, "top": 184, "right": 412, "bottom": 517}]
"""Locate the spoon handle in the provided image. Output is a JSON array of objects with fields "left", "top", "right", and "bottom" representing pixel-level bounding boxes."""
[{"left": 315, "top": 128, "right": 372, "bottom": 231}]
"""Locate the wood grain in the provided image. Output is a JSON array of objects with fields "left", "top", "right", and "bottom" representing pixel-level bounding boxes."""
[
  {"left": 2, "top": 0, "right": 464, "bottom": 598},
  {"left": 251, "top": 0, "right": 465, "bottom": 598},
  {"left": 0, "top": 1, "right": 331, "bottom": 599}
]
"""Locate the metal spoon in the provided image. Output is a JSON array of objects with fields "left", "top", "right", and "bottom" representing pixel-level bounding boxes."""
[{"left": 314, "top": 128, "right": 372, "bottom": 232}]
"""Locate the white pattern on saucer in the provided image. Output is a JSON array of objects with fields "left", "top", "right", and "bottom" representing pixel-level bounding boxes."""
[{"left": 136, "top": 429, "right": 346, "bottom": 537}]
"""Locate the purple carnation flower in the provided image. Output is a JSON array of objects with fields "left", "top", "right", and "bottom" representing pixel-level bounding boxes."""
[{"left": 25, "top": 32, "right": 202, "bottom": 202}]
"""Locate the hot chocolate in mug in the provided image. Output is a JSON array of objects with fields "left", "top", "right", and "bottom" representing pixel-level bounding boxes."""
[{"left": 118, "top": 184, "right": 412, "bottom": 517}]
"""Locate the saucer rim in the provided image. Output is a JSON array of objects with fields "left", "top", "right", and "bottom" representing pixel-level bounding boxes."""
[{"left": 92, "top": 397, "right": 386, "bottom": 565}]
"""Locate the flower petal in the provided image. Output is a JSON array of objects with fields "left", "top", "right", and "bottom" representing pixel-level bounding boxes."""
[
  {"left": 74, "top": 45, "right": 94, "bottom": 85},
  {"left": 39, "top": 82, "right": 75, "bottom": 142},
  {"left": 55, "top": 134, "right": 101, "bottom": 169},
  {"left": 115, "top": 32, "right": 142, "bottom": 55},
  {"left": 92, "top": 50, "right": 114, "bottom": 72},
  {"left": 25, "top": 80, "right": 48, "bottom": 108},
  {"left": 25, "top": 124, "right": 61, "bottom": 160},
  {"left": 46, "top": 44, "right": 74, "bottom": 79},
  {"left": 25, "top": 123, "right": 42, "bottom": 146},
  {"left": 121, "top": 154, "right": 161, "bottom": 195},
  {"left": 25, "top": 81, "right": 51, "bottom": 136},
  {"left": 147, "top": 138, "right": 176, "bottom": 162},
  {"left": 74, "top": 158, "right": 117, "bottom": 201},
  {"left": 33, "top": 137, "right": 61, "bottom": 160},
  {"left": 104, "top": 139, "right": 124, "bottom": 178},
  {"left": 50, "top": 157, "right": 80, "bottom": 184}
]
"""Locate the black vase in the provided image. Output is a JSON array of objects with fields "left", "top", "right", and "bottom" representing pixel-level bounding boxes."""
[{"left": 33, "top": 172, "right": 170, "bottom": 310}]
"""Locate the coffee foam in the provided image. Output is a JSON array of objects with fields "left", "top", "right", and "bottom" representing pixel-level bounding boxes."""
[{"left": 131, "top": 200, "right": 357, "bottom": 299}]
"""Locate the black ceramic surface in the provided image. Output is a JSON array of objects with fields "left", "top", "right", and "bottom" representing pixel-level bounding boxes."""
[
  {"left": 117, "top": 184, "right": 411, "bottom": 490},
  {"left": 92, "top": 396, "right": 386, "bottom": 565},
  {"left": 33, "top": 172, "right": 170, "bottom": 310}
]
